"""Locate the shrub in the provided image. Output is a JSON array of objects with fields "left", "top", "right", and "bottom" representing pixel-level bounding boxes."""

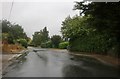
[
  {"left": 69, "top": 33, "right": 115, "bottom": 55},
  {"left": 59, "top": 42, "right": 69, "bottom": 49},
  {"left": 2, "top": 33, "right": 14, "bottom": 44},
  {"left": 41, "top": 41, "right": 52, "bottom": 48},
  {"left": 17, "top": 39, "right": 28, "bottom": 48}
]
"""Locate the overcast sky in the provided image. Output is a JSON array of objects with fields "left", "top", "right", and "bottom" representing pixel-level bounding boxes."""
[{"left": 2, "top": 0, "right": 81, "bottom": 38}]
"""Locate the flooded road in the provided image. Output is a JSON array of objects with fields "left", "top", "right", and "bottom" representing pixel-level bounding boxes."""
[{"left": 4, "top": 47, "right": 118, "bottom": 77}]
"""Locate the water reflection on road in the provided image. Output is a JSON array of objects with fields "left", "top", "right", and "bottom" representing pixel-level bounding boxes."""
[{"left": 4, "top": 47, "right": 118, "bottom": 77}]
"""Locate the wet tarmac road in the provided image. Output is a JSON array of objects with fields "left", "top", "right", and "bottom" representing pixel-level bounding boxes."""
[{"left": 4, "top": 47, "right": 119, "bottom": 77}]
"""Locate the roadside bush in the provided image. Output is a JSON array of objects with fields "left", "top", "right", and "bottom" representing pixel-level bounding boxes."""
[
  {"left": 2, "top": 33, "right": 15, "bottom": 44},
  {"left": 69, "top": 33, "right": 108, "bottom": 53},
  {"left": 59, "top": 42, "right": 69, "bottom": 49},
  {"left": 41, "top": 41, "right": 52, "bottom": 48},
  {"left": 17, "top": 39, "right": 28, "bottom": 48}
]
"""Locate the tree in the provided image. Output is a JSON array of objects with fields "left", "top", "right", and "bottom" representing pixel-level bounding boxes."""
[
  {"left": 32, "top": 27, "right": 49, "bottom": 46},
  {"left": 74, "top": 2, "right": 120, "bottom": 41},
  {"left": 61, "top": 15, "right": 92, "bottom": 41},
  {"left": 61, "top": 1, "right": 120, "bottom": 57},
  {"left": 9, "top": 24, "right": 28, "bottom": 40},
  {"left": 1, "top": 19, "right": 29, "bottom": 45},
  {"left": 51, "top": 35, "right": 61, "bottom": 48},
  {"left": 1, "top": 19, "right": 28, "bottom": 40},
  {"left": 2, "top": 20, "right": 11, "bottom": 33},
  {"left": 42, "top": 27, "right": 49, "bottom": 42},
  {"left": 32, "top": 32, "right": 42, "bottom": 46},
  {"left": 73, "top": 1, "right": 120, "bottom": 57}
]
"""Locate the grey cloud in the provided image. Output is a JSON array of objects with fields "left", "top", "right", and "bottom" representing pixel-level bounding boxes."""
[{"left": 2, "top": 2, "right": 79, "bottom": 38}]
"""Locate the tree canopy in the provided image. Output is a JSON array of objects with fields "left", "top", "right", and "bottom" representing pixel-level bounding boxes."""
[
  {"left": 1, "top": 19, "right": 28, "bottom": 48},
  {"left": 61, "top": 1, "right": 120, "bottom": 57},
  {"left": 74, "top": 2, "right": 120, "bottom": 40},
  {"left": 32, "top": 27, "right": 49, "bottom": 46}
]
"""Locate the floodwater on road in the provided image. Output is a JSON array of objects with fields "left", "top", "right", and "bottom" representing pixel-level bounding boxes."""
[{"left": 3, "top": 47, "right": 119, "bottom": 77}]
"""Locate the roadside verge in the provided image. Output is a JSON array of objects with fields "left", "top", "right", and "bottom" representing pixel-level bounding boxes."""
[
  {"left": 2, "top": 50, "right": 29, "bottom": 75},
  {"left": 68, "top": 52, "right": 120, "bottom": 68}
]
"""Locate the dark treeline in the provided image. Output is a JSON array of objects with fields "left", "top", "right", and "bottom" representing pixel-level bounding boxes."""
[
  {"left": 61, "top": 2, "right": 120, "bottom": 57},
  {"left": 32, "top": 27, "right": 68, "bottom": 49}
]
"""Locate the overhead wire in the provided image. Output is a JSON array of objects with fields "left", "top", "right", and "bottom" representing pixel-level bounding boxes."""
[{"left": 8, "top": 0, "right": 14, "bottom": 20}]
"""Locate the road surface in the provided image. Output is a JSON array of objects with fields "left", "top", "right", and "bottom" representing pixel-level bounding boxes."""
[{"left": 3, "top": 47, "right": 118, "bottom": 77}]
